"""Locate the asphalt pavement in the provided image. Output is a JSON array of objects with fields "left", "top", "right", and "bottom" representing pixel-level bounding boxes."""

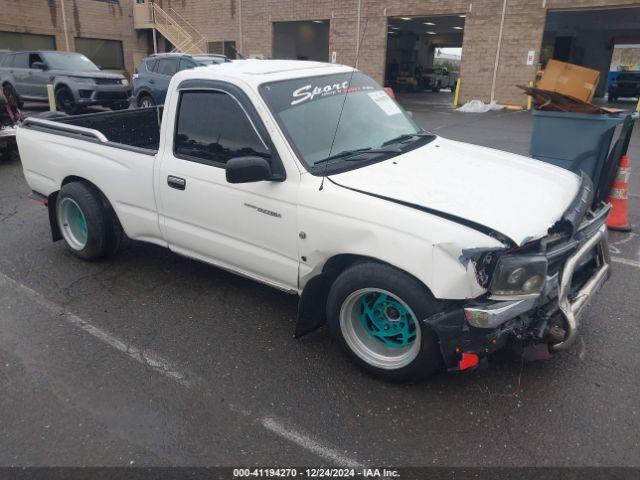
[{"left": 0, "top": 95, "right": 638, "bottom": 467}]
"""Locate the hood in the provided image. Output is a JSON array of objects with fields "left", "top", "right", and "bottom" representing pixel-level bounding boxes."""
[
  {"left": 330, "top": 138, "right": 581, "bottom": 246},
  {"left": 55, "top": 70, "right": 125, "bottom": 80}
]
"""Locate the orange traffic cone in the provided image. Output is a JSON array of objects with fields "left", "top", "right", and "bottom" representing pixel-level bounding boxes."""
[{"left": 606, "top": 154, "right": 632, "bottom": 232}]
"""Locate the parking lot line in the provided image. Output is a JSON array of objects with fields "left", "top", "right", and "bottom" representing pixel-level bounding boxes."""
[
  {"left": 611, "top": 256, "right": 640, "bottom": 269},
  {"left": 261, "top": 416, "right": 362, "bottom": 468},
  {"left": 0, "top": 270, "right": 363, "bottom": 466},
  {"left": 0, "top": 271, "right": 196, "bottom": 387}
]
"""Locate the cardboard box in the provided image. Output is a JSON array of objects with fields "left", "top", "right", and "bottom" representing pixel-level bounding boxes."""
[{"left": 537, "top": 59, "right": 600, "bottom": 103}]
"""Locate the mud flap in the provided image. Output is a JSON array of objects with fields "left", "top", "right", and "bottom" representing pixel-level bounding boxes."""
[
  {"left": 47, "top": 191, "right": 62, "bottom": 242},
  {"left": 294, "top": 274, "right": 331, "bottom": 338}
]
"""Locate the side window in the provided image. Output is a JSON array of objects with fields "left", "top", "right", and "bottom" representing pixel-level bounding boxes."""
[
  {"left": 174, "top": 90, "right": 269, "bottom": 166},
  {"left": 178, "top": 58, "right": 196, "bottom": 71},
  {"left": 13, "top": 53, "right": 28, "bottom": 68},
  {"left": 28, "top": 53, "right": 43, "bottom": 68},
  {"left": 156, "top": 58, "right": 178, "bottom": 76},
  {"left": 145, "top": 58, "right": 157, "bottom": 72},
  {"left": 1, "top": 55, "right": 13, "bottom": 67}
]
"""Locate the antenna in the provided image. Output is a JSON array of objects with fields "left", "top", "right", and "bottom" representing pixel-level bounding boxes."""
[{"left": 319, "top": 17, "right": 369, "bottom": 191}]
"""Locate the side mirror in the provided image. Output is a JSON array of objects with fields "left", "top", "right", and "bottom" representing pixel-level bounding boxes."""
[
  {"left": 226, "top": 156, "right": 273, "bottom": 184},
  {"left": 31, "top": 61, "right": 47, "bottom": 70}
]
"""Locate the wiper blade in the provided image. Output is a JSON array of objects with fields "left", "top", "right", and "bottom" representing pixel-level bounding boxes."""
[
  {"left": 381, "top": 131, "right": 435, "bottom": 147},
  {"left": 314, "top": 147, "right": 400, "bottom": 165}
]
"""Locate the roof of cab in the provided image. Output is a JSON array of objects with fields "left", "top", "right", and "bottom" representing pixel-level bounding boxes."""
[{"left": 180, "top": 59, "right": 355, "bottom": 87}]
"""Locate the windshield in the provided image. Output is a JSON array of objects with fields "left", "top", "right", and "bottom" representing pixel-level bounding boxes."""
[
  {"left": 43, "top": 52, "right": 100, "bottom": 72},
  {"left": 259, "top": 72, "right": 423, "bottom": 172}
]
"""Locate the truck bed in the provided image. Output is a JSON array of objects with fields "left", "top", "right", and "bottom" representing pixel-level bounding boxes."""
[{"left": 22, "top": 106, "right": 162, "bottom": 153}]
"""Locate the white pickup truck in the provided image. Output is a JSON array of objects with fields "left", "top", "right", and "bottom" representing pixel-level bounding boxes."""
[{"left": 17, "top": 60, "right": 611, "bottom": 381}]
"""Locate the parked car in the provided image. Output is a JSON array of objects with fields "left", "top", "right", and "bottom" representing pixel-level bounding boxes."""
[
  {"left": 17, "top": 60, "right": 611, "bottom": 381},
  {"left": 0, "top": 51, "right": 130, "bottom": 114},
  {"left": 419, "top": 66, "right": 457, "bottom": 92},
  {"left": 131, "top": 53, "right": 229, "bottom": 108},
  {"left": 608, "top": 71, "right": 640, "bottom": 102}
]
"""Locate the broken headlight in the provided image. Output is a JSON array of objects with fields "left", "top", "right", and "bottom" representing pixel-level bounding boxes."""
[{"left": 489, "top": 255, "right": 547, "bottom": 299}]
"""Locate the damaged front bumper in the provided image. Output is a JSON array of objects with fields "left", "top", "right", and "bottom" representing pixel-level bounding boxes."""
[{"left": 427, "top": 208, "right": 611, "bottom": 371}]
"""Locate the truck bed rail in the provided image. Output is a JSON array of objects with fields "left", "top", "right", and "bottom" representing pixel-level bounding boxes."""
[{"left": 22, "top": 117, "right": 109, "bottom": 143}]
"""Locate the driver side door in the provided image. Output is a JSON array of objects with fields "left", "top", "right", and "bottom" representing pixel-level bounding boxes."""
[{"left": 158, "top": 86, "right": 299, "bottom": 291}]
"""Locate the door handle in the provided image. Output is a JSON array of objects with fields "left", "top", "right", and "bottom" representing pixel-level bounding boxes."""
[{"left": 167, "top": 175, "right": 186, "bottom": 190}]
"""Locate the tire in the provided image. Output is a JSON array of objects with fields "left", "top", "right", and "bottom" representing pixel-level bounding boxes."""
[
  {"left": 55, "top": 182, "right": 123, "bottom": 261},
  {"left": 55, "top": 86, "right": 79, "bottom": 115},
  {"left": 138, "top": 94, "right": 155, "bottom": 108},
  {"left": 2, "top": 83, "right": 24, "bottom": 109},
  {"left": 326, "top": 262, "right": 444, "bottom": 381}
]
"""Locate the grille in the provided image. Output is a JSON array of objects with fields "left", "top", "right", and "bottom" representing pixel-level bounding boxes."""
[
  {"left": 95, "top": 91, "right": 128, "bottom": 100},
  {"left": 95, "top": 78, "right": 121, "bottom": 85}
]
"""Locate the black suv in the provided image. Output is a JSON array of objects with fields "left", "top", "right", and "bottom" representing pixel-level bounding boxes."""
[
  {"left": 608, "top": 71, "right": 640, "bottom": 102},
  {"left": 131, "top": 53, "right": 229, "bottom": 108}
]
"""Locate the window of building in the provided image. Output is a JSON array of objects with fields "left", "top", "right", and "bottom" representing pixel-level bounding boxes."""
[
  {"left": 207, "top": 41, "right": 237, "bottom": 59},
  {"left": 0, "top": 31, "right": 56, "bottom": 51},
  {"left": 74, "top": 37, "right": 124, "bottom": 70},
  {"left": 174, "top": 90, "right": 269, "bottom": 166}
]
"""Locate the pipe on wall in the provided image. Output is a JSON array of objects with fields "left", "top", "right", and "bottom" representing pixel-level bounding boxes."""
[
  {"left": 59, "top": 0, "right": 70, "bottom": 51},
  {"left": 490, "top": 0, "right": 507, "bottom": 102}
]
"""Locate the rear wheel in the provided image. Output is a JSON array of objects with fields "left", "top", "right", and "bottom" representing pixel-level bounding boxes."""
[
  {"left": 138, "top": 94, "right": 155, "bottom": 108},
  {"left": 56, "top": 182, "right": 122, "bottom": 260},
  {"left": 327, "top": 262, "right": 444, "bottom": 381},
  {"left": 55, "top": 86, "right": 79, "bottom": 114}
]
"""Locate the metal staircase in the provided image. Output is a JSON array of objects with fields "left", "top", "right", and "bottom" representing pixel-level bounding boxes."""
[{"left": 134, "top": 2, "right": 206, "bottom": 55}]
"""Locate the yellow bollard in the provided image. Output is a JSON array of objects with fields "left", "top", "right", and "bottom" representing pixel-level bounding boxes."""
[
  {"left": 636, "top": 96, "right": 640, "bottom": 112},
  {"left": 47, "top": 84, "right": 56, "bottom": 111},
  {"left": 527, "top": 81, "right": 533, "bottom": 111},
  {"left": 453, "top": 78, "right": 461, "bottom": 108}
]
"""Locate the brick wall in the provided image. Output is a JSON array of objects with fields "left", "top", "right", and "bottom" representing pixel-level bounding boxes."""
[{"left": 2, "top": 0, "right": 640, "bottom": 103}]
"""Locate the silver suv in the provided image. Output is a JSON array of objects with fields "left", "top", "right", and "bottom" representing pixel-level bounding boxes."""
[{"left": 0, "top": 51, "right": 130, "bottom": 114}]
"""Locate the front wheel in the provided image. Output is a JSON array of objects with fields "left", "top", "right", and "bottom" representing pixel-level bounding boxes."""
[
  {"left": 55, "top": 87, "right": 79, "bottom": 114},
  {"left": 138, "top": 94, "right": 155, "bottom": 108},
  {"left": 327, "top": 262, "right": 444, "bottom": 381},
  {"left": 56, "top": 182, "right": 123, "bottom": 261}
]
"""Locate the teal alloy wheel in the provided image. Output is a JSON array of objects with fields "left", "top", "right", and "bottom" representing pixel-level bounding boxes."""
[
  {"left": 339, "top": 288, "right": 422, "bottom": 370},
  {"left": 58, "top": 197, "right": 89, "bottom": 251}
]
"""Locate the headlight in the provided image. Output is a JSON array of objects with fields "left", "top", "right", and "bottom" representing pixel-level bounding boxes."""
[
  {"left": 489, "top": 255, "right": 547, "bottom": 298},
  {"left": 121, "top": 78, "right": 129, "bottom": 86}
]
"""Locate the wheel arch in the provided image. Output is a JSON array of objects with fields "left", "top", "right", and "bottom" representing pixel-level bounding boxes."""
[
  {"left": 47, "top": 175, "right": 122, "bottom": 242},
  {"left": 136, "top": 88, "right": 155, "bottom": 105},
  {"left": 295, "top": 253, "right": 434, "bottom": 338}
]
